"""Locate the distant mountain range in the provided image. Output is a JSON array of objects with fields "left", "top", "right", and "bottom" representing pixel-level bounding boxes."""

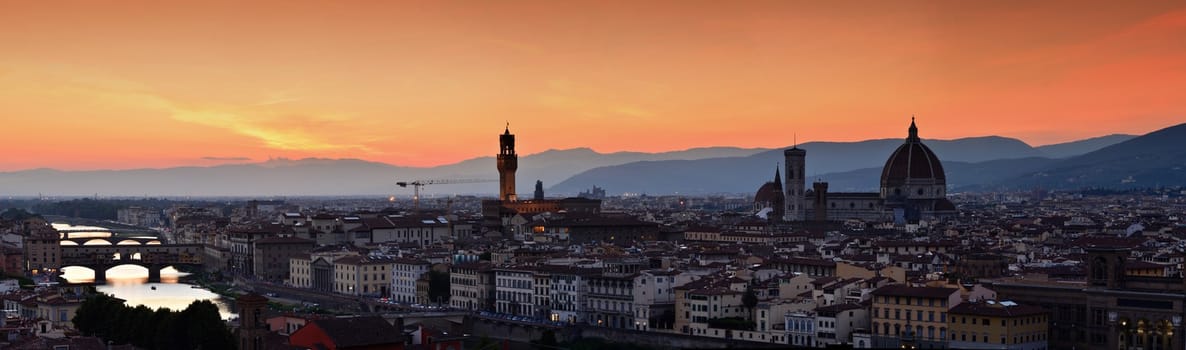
[
  {"left": 548, "top": 131, "right": 1144, "bottom": 195},
  {"left": 796, "top": 126, "right": 1182, "bottom": 193},
  {"left": 1, "top": 125, "right": 1172, "bottom": 197},
  {"left": 0, "top": 147, "right": 765, "bottom": 197}
]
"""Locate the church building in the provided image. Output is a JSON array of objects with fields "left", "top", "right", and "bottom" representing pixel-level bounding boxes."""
[{"left": 756, "top": 118, "right": 955, "bottom": 224}]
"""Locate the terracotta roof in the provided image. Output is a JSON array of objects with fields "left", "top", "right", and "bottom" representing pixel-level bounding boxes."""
[
  {"left": 306, "top": 316, "right": 405, "bottom": 347},
  {"left": 254, "top": 236, "right": 315, "bottom": 245},
  {"left": 871, "top": 285, "right": 958, "bottom": 299},
  {"left": 948, "top": 301, "right": 1046, "bottom": 318}
]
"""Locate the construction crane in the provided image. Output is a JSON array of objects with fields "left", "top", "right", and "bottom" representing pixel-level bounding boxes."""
[{"left": 396, "top": 178, "right": 497, "bottom": 212}]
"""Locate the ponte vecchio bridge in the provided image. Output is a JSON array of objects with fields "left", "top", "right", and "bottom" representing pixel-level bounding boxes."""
[{"left": 58, "top": 236, "right": 203, "bottom": 283}]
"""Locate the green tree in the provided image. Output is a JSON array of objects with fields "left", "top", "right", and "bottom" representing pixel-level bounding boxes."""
[
  {"left": 742, "top": 285, "right": 758, "bottom": 321},
  {"left": 179, "top": 300, "right": 236, "bottom": 350},
  {"left": 73, "top": 293, "right": 129, "bottom": 337},
  {"left": 72, "top": 294, "right": 235, "bottom": 350}
]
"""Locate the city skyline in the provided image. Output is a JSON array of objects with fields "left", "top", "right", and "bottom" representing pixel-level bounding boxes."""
[{"left": 3, "top": 1, "right": 1185, "bottom": 171}]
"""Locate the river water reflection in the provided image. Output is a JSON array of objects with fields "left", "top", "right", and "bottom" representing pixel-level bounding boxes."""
[{"left": 53, "top": 223, "right": 236, "bottom": 319}]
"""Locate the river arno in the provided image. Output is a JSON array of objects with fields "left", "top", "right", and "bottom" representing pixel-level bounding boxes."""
[{"left": 53, "top": 223, "right": 236, "bottom": 319}]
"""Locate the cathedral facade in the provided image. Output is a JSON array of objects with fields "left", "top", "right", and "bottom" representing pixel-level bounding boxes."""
[{"left": 757, "top": 119, "right": 955, "bottom": 223}]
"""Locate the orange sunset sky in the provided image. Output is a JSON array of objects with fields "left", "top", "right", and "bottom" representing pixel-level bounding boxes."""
[{"left": 2, "top": 1, "right": 1185, "bottom": 171}]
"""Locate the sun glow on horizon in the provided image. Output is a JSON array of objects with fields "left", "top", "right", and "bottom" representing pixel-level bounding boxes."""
[{"left": 2, "top": 1, "right": 1185, "bottom": 171}]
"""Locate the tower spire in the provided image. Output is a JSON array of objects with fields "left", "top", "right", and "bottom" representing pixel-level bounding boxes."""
[
  {"left": 907, "top": 115, "right": 919, "bottom": 142},
  {"left": 774, "top": 164, "right": 782, "bottom": 186}
]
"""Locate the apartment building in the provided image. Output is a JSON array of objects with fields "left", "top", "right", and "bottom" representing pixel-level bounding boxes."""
[
  {"left": 948, "top": 300, "right": 1048, "bottom": 350},
  {"left": 870, "top": 285, "right": 960, "bottom": 349}
]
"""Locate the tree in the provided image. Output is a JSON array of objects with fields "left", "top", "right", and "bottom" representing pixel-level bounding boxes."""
[
  {"left": 427, "top": 270, "right": 451, "bottom": 305},
  {"left": 742, "top": 285, "right": 758, "bottom": 321},
  {"left": 179, "top": 300, "right": 236, "bottom": 350},
  {"left": 72, "top": 294, "right": 234, "bottom": 350}
]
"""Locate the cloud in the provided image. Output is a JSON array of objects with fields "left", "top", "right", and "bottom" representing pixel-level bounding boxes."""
[
  {"left": 613, "top": 105, "right": 654, "bottom": 119},
  {"left": 166, "top": 107, "right": 379, "bottom": 153},
  {"left": 253, "top": 92, "right": 302, "bottom": 106},
  {"left": 200, "top": 156, "right": 252, "bottom": 161},
  {"left": 6, "top": 67, "right": 383, "bottom": 155},
  {"left": 85, "top": 86, "right": 377, "bottom": 153},
  {"left": 538, "top": 79, "right": 658, "bottom": 121},
  {"left": 481, "top": 37, "right": 545, "bottom": 55}
]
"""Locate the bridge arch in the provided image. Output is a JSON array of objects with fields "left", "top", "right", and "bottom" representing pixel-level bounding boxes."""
[
  {"left": 83, "top": 239, "right": 112, "bottom": 245},
  {"left": 116, "top": 239, "right": 142, "bottom": 245},
  {"left": 60, "top": 243, "right": 204, "bottom": 283},
  {"left": 59, "top": 240, "right": 79, "bottom": 246},
  {"left": 61, "top": 263, "right": 182, "bottom": 284}
]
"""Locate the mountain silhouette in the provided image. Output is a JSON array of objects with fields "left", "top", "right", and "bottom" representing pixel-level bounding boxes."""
[{"left": 0, "top": 129, "right": 1156, "bottom": 197}]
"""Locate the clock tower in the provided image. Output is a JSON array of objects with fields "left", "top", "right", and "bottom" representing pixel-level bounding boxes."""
[{"left": 497, "top": 125, "right": 518, "bottom": 202}]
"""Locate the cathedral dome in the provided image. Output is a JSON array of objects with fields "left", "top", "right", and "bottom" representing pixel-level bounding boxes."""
[
  {"left": 754, "top": 181, "right": 781, "bottom": 204},
  {"left": 880, "top": 118, "right": 946, "bottom": 197}
]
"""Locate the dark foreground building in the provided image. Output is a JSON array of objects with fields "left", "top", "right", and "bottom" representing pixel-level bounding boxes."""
[{"left": 985, "top": 245, "right": 1184, "bottom": 350}]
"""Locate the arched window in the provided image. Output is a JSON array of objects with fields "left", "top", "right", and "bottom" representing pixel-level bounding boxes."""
[{"left": 1092, "top": 257, "right": 1108, "bottom": 281}]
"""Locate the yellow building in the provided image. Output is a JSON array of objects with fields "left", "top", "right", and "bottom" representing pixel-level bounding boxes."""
[
  {"left": 675, "top": 278, "right": 748, "bottom": 337},
  {"left": 947, "top": 300, "right": 1048, "bottom": 350},
  {"left": 684, "top": 287, "right": 746, "bottom": 338},
  {"left": 23, "top": 224, "right": 61, "bottom": 274},
  {"left": 332, "top": 255, "right": 392, "bottom": 297},
  {"left": 870, "top": 285, "right": 960, "bottom": 349}
]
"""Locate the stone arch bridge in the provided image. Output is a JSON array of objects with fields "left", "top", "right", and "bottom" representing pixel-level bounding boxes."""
[
  {"left": 60, "top": 244, "right": 203, "bottom": 283},
  {"left": 59, "top": 236, "right": 163, "bottom": 246}
]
